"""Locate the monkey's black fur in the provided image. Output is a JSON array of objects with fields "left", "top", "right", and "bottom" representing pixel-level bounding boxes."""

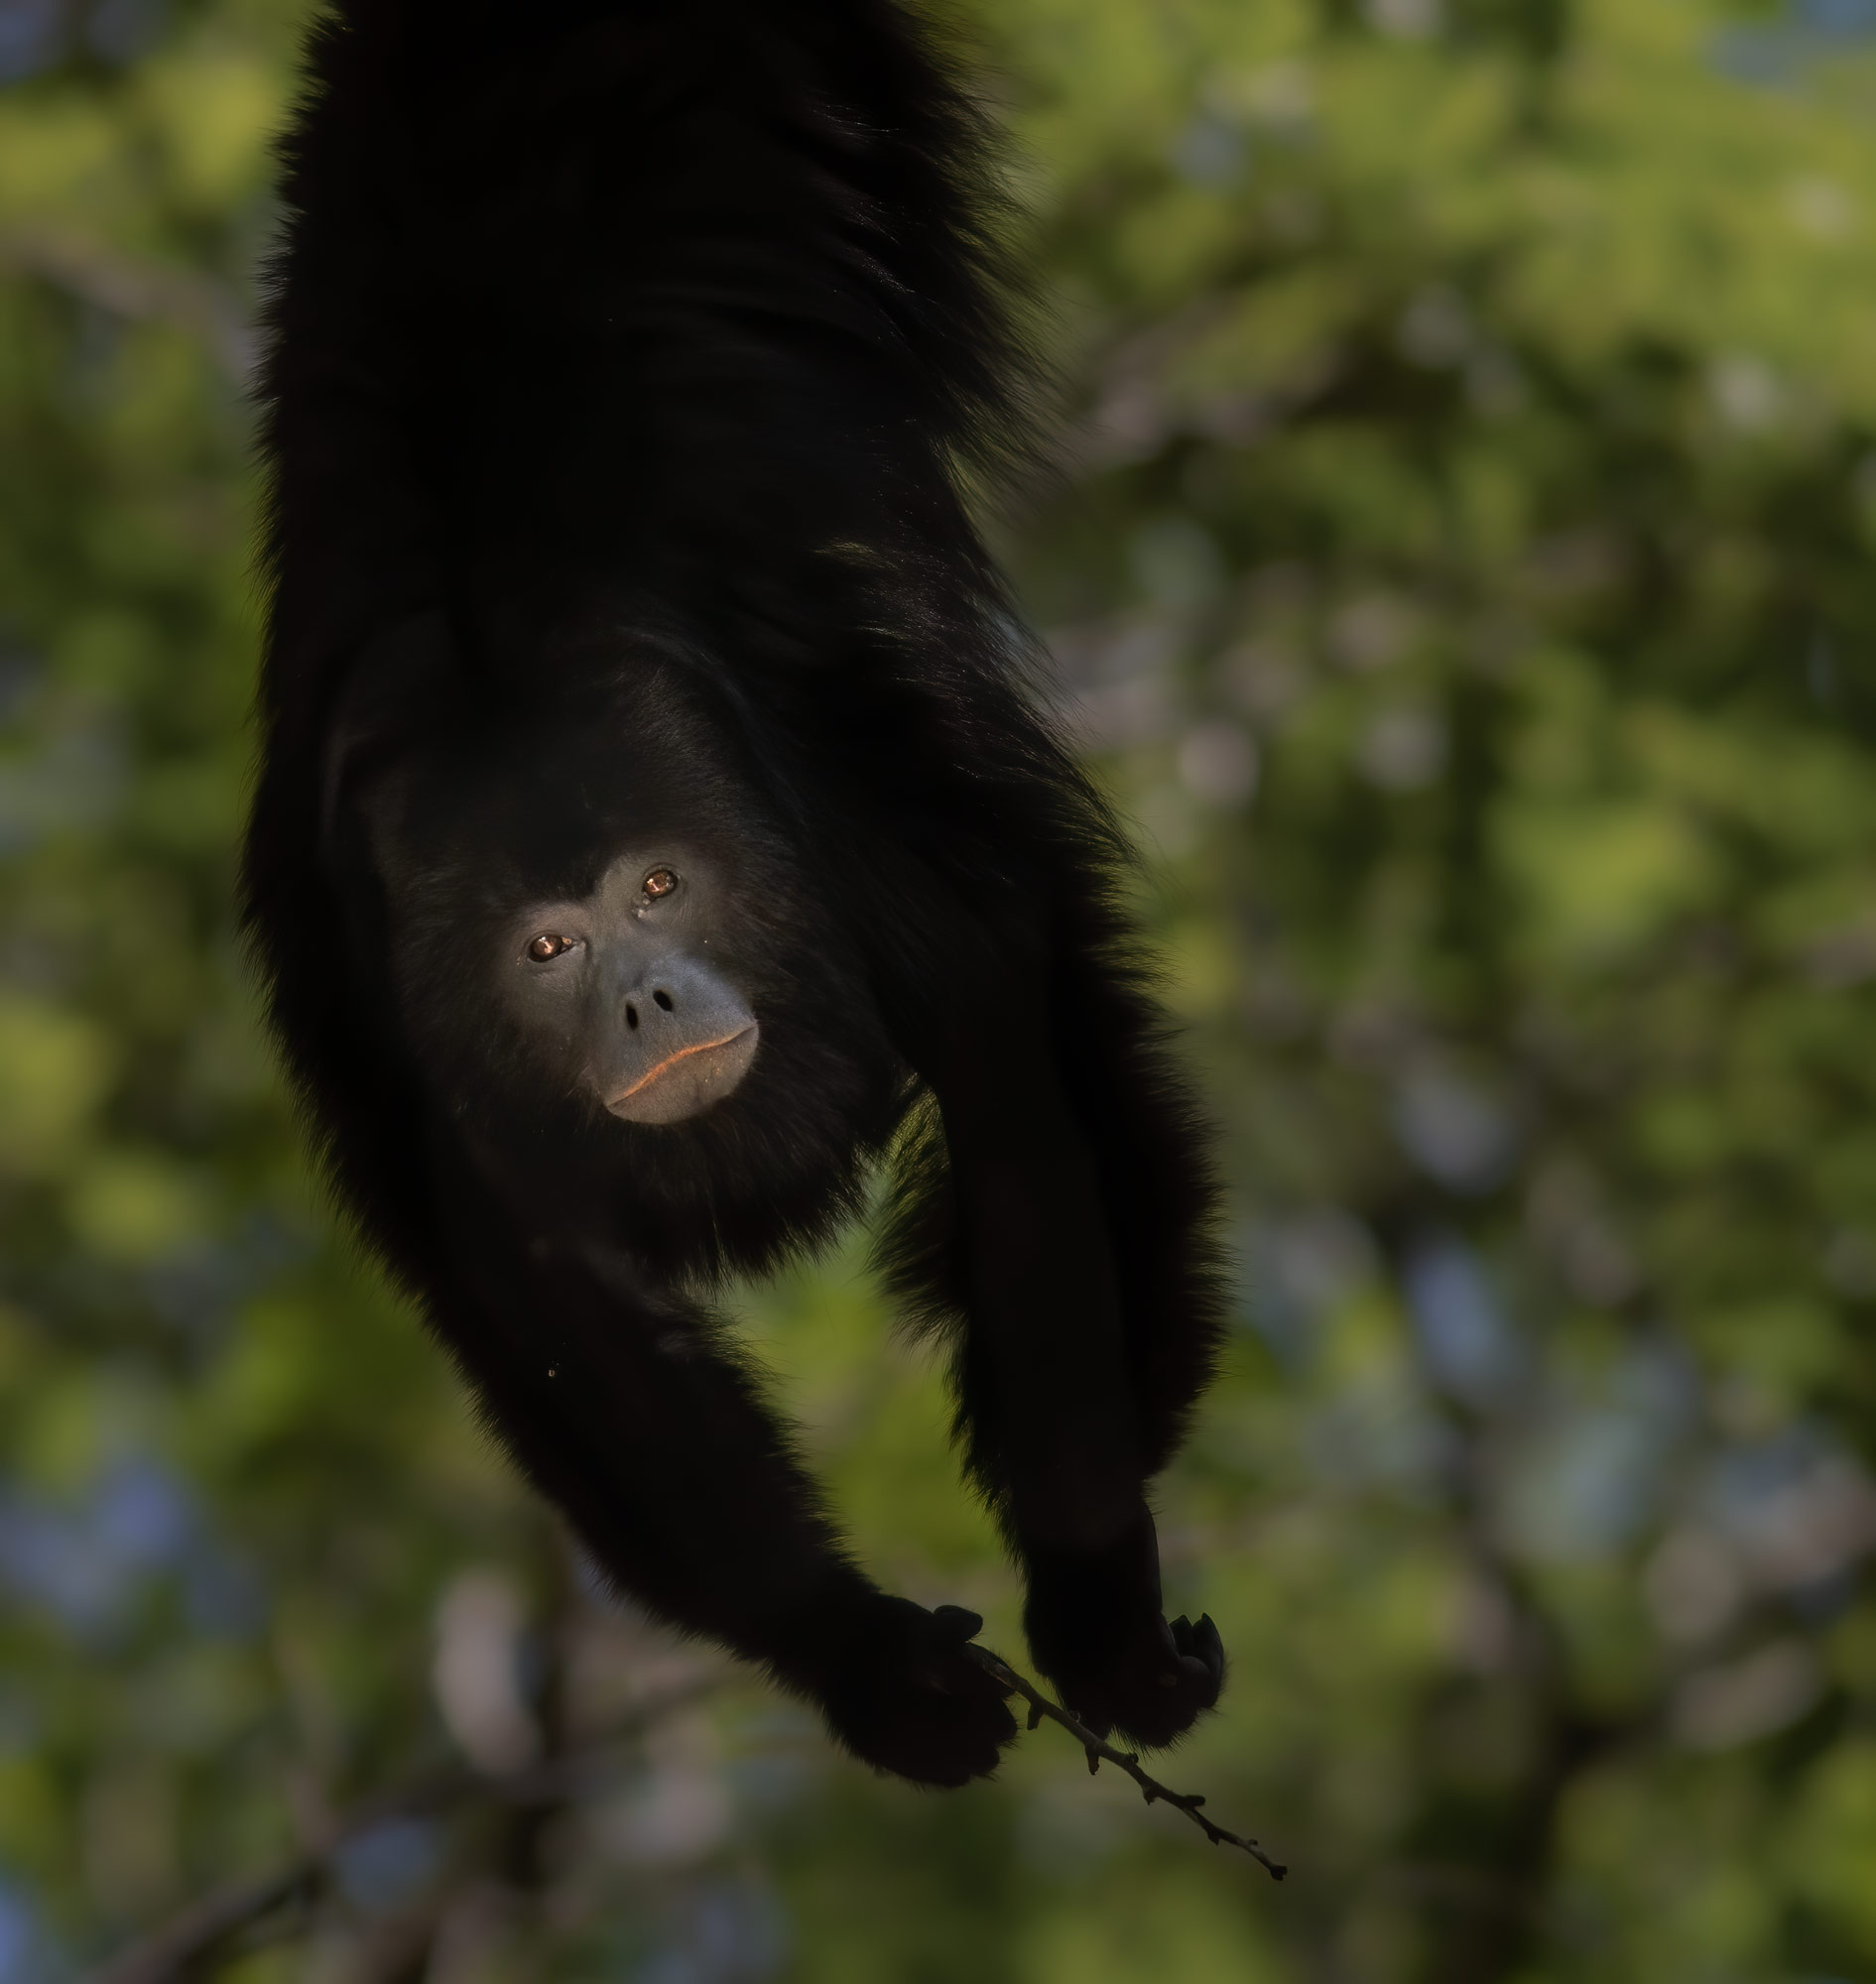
[{"left": 244, "top": 0, "right": 1228, "bottom": 1787}]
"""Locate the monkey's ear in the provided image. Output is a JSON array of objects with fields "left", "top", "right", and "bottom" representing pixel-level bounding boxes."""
[{"left": 320, "top": 609, "right": 460, "bottom": 864}]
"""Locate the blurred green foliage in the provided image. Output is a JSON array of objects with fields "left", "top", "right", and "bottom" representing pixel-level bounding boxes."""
[{"left": 5, "top": 0, "right": 1876, "bottom": 1977}]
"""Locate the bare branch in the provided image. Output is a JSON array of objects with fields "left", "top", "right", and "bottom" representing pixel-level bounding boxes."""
[
  {"left": 0, "top": 228, "right": 256, "bottom": 385},
  {"left": 83, "top": 1674, "right": 720, "bottom": 1984},
  {"left": 87, "top": 1636, "right": 1284, "bottom": 1984},
  {"left": 966, "top": 1646, "right": 1287, "bottom": 1881}
]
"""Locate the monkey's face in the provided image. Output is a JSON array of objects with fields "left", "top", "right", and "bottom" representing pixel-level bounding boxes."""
[
  {"left": 353, "top": 657, "right": 843, "bottom": 1141},
  {"left": 496, "top": 845, "right": 761, "bottom": 1125}
]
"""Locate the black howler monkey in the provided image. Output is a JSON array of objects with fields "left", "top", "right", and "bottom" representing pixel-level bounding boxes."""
[{"left": 243, "top": 0, "right": 1227, "bottom": 1788}]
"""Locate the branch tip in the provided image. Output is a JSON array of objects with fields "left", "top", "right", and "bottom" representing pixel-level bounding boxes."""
[{"left": 964, "top": 1645, "right": 1286, "bottom": 1882}]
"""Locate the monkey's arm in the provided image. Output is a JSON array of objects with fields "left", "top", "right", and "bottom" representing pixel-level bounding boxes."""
[{"left": 424, "top": 1132, "right": 1015, "bottom": 1787}]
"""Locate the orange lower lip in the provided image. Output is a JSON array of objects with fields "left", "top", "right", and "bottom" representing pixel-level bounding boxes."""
[{"left": 610, "top": 1026, "right": 755, "bottom": 1105}]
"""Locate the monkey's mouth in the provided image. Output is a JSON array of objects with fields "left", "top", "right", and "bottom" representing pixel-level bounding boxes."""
[{"left": 604, "top": 1024, "right": 760, "bottom": 1125}]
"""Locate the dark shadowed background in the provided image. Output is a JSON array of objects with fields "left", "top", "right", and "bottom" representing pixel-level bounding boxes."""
[{"left": 5, "top": 0, "right": 1876, "bottom": 1977}]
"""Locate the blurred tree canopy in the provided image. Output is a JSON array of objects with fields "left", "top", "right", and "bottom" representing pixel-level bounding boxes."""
[{"left": 6, "top": 0, "right": 1876, "bottom": 1977}]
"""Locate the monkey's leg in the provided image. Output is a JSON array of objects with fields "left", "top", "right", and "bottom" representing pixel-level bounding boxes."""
[{"left": 905, "top": 927, "right": 1225, "bottom": 1751}]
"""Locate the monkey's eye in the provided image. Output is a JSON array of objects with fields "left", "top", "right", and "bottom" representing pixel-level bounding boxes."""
[
  {"left": 526, "top": 933, "right": 574, "bottom": 962},
  {"left": 643, "top": 868, "right": 679, "bottom": 899}
]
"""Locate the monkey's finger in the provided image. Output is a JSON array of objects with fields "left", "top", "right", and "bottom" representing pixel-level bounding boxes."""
[
  {"left": 1192, "top": 1612, "right": 1225, "bottom": 1678},
  {"left": 1170, "top": 1615, "right": 1225, "bottom": 1698},
  {"left": 931, "top": 1604, "right": 985, "bottom": 1642},
  {"left": 1164, "top": 1614, "right": 1198, "bottom": 1675},
  {"left": 1170, "top": 1653, "right": 1215, "bottom": 1700},
  {"left": 1170, "top": 1612, "right": 1220, "bottom": 1665}
]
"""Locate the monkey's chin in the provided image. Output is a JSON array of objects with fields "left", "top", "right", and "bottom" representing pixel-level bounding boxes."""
[{"left": 603, "top": 1025, "right": 760, "bottom": 1126}]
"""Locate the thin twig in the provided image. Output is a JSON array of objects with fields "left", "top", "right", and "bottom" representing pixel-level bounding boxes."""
[
  {"left": 83, "top": 1674, "right": 721, "bottom": 1984},
  {"left": 966, "top": 1645, "right": 1287, "bottom": 1881}
]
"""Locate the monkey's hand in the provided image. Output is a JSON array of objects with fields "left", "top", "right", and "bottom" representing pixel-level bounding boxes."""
[
  {"left": 802, "top": 1596, "right": 1018, "bottom": 1789},
  {"left": 1023, "top": 1532, "right": 1226, "bottom": 1750}
]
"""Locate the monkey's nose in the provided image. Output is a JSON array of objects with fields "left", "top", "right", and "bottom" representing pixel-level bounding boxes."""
[
  {"left": 623, "top": 986, "right": 678, "bottom": 1032},
  {"left": 603, "top": 956, "right": 759, "bottom": 1125}
]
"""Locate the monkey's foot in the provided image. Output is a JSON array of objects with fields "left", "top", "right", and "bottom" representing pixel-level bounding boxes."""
[{"left": 1028, "top": 1595, "right": 1227, "bottom": 1751}]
